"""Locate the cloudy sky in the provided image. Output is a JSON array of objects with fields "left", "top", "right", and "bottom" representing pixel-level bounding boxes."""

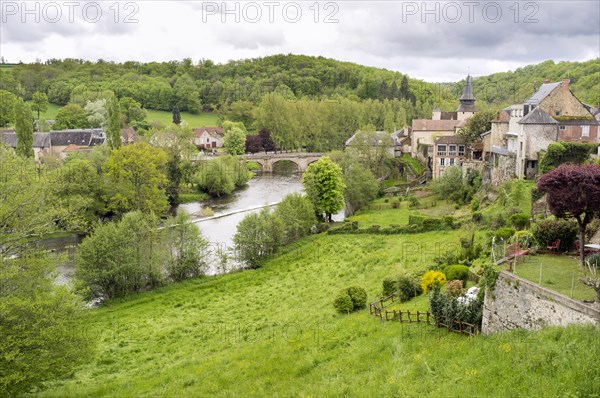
[{"left": 1, "top": 0, "right": 599, "bottom": 82}]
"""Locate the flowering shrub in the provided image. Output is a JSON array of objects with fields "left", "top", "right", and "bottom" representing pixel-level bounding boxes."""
[
  {"left": 420, "top": 270, "right": 446, "bottom": 294},
  {"left": 446, "top": 280, "right": 465, "bottom": 297}
]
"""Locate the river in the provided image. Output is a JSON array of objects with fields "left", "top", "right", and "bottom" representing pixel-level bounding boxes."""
[{"left": 43, "top": 170, "right": 343, "bottom": 281}]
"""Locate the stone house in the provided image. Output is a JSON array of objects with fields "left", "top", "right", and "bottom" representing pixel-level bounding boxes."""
[
  {"left": 391, "top": 128, "right": 411, "bottom": 157},
  {"left": 49, "top": 129, "right": 105, "bottom": 159},
  {"left": 193, "top": 127, "right": 225, "bottom": 149},
  {"left": 432, "top": 135, "right": 466, "bottom": 178},
  {"left": 345, "top": 131, "right": 395, "bottom": 157},
  {"left": 483, "top": 79, "right": 599, "bottom": 183},
  {"left": 1, "top": 131, "right": 51, "bottom": 161}
]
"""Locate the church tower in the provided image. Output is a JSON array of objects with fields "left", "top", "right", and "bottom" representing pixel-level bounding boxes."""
[{"left": 456, "top": 75, "right": 478, "bottom": 121}]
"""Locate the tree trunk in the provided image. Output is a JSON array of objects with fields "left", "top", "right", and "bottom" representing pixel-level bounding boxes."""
[{"left": 579, "top": 224, "right": 586, "bottom": 266}]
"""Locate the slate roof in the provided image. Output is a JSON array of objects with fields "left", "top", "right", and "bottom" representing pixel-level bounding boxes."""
[
  {"left": 1, "top": 132, "right": 51, "bottom": 148},
  {"left": 460, "top": 75, "right": 475, "bottom": 101},
  {"left": 524, "top": 82, "right": 560, "bottom": 105},
  {"left": 411, "top": 119, "right": 461, "bottom": 131},
  {"left": 518, "top": 107, "right": 558, "bottom": 125},
  {"left": 50, "top": 130, "right": 94, "bottom": 146},
  {"left": 435, "top": 135, "right": 463, "bottom": 145}
]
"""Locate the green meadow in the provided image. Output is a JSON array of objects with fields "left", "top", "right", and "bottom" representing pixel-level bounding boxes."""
[
  {"left": 37, "top": 196, "right": 600, "bottom": 397},
  {"left": 145, "top": 109, "right": 219, "bottom": 128}
]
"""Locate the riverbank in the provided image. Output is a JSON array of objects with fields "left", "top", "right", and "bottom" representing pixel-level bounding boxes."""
[{"left": 38, "top": 199, "right": 600, "bottom": 397}]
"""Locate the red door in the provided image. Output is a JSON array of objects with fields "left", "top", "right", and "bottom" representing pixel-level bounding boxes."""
[{"left": 211, "top": 141, "right": 217, "bottom": 148}]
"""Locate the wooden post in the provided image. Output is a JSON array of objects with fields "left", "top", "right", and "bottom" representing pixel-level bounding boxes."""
[{"left": 407, "top": 310, "right": 411, "bottom": 323}]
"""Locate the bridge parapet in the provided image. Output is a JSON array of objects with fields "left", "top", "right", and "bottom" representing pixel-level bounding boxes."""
[{"left": 241, "top": 152, "right": 324, "bottom": 172}]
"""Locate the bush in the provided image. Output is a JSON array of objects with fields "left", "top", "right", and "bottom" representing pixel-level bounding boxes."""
[
  {"left": 588, "top": 253, "right": 600, "bottom": 268},
  {"left": 382, "top": 277, "right": 397, "bottom": 296},
  {"left": 510, "top": 230, "right": 535, "bottom": 249},
  {"left": 531, "top": 218, "right": 578, "bottom": 252},
  {"left": 509, "top": 213, "right": 530, "bottom": 229},
  {"left": 333, "top": 292, "right": 353, "bottom": 314},
  {"left": 444, "top": 265, "right": 470, "bottom": 286},
  {"left": 391, "top": 200, "right": 400, "bottom": 209},
  {"left": 408, "top": 195, "right": 420, "bottom": 209},
  {"left": 495, "top": 227, "right": 516, "bottom": 241},
  {"left": 446, "top": 280, "right": 465, "bottom": 297},
  {"left": 346, "top": 286, "right": 367, "bottom": 310},
  {"left": 420, "top": 270, "right": 446, "bottom": 294},
  {"left": 397, "top": 275, "right": 423, "bottom": 302},
  {"left": 472, "top": 211, "right": 483, "bottom": 223}
]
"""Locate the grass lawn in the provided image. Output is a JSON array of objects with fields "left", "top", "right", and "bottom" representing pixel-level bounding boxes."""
[
  {"left": 146, "top": 109, "right": 219, "bottom": 127},
  {"left": 26, "top": 102, "right": 61, "bottom": 120},
  {"left": 38, "top": 226, "right": 600, "bottom": 397},
  {"left": 513, "top": 254, "right": 597, "bottom": 301}
]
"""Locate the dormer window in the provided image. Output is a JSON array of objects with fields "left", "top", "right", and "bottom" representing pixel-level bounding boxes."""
[{"left": 555, "top": 111, "right": 561, "bottom": 116}]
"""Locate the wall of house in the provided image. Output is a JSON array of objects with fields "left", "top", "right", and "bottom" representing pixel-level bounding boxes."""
[
  {"left": 539, "top": 83, "right": 591, "bottom": 118},
  {"left": 491, "top": 153, "right": 516, "bottom": 184},
  {"left": 482, "top": 271, "right": 600, "bottom": 334},
  {"left": 524, "top": 124, "right": 558, "bottom": 160},
  {"left": 558, "top": 124, "right": 599, "bottom": 142}
]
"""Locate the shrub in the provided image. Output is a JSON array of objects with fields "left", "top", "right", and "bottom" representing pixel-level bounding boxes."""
[
  {"left": 420, "top": 270, "right": 446, "bottom": 294},
  {"left": 588, "top": 253, "right": 600, "bottom": 268},
  {"left": 397, "top": 275, "right": 423, "bottom": 302},
  {"left": 531, "top": 218, "right": 578, "bottom": 252},
  {"left": 444, "top": 265, "right": 470, "bottom": 286},
  {"left": 495, "top": 227, "right": 516, "bottom": 241},
  {"left": 446, "top": 280, "right": 465, "bottom": 297},
  {"left": 346, "top": 286, "right": 367, "bottom": 310},
  {"left": 509, "top": 213, "right": 530, "bottom": 230},
  {"left": 391, "top": 200, "right": 400, "bottom": 209},
  {"left": 472, "top": 212, "right": 483, "bottom": 223},
  {"left": 471, "top": 196, "right": 481, "bottom": 212},
  {"left": 333, "top": 292, "right": 353, "bottom": 314},
  {"left": 408, "top": 195, "right": 420, "bottom": 209},
  {"left": 382, "top": 277, "right": 397, "bottom": 296}
]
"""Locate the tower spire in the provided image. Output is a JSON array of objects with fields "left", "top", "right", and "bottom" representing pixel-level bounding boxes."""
[{"left": 456, "top": 74, "right": 478, "bottom": 113}]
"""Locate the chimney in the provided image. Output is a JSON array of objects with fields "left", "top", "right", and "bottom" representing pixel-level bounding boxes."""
[
  {"left": 543, "top": 78, "right": 550, "bottom": 84},
  {"left": 562, "top": 78, "right": 570, "bottom": 91}
]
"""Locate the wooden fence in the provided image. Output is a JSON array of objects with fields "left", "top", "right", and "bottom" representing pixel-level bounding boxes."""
[{"left": 368, "top": 295, "right": 478, "bottom": 337}]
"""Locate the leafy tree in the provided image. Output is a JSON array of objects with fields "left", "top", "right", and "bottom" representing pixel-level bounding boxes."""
[
  {"left": 54, "top": 103, "right": 89, "bottom": 129},
  {"left": 303, "top": 156, "right": 345, "bottom": 222},
  {"left": 107, "top": 95, "right": 122, "bottom": 149},
  {"left": 225, "top": 100, "right": 255, "bottom": 127},
  {"left": 163, "top": 212, "right": 209, "bottom": 281},
  {"left": 274, "top": 193, "right": 317, "bottom": 244},
  {"left": 31, "top": 91, "right": 48, "bottom": 120},
  {"left": 233, "top": 207, "right": 284, "bottom": 268},
  {"left": 0, "top": 254, "right": 93, "bottom": 396},
  {"left": 330, "top": 151, "right": 380, "bottom": 216},
  {"left": 174, "top": 73, "right": 201, "bottom": 113},
  {"left": 457, "top": 110, "right": 496, "bottom": 157},
  {"left": 224, "top": 125, "right": 247, "bottom": 155},
  {"left": 103, "top": 142, "right": 169, "bottom": 215},
  {"left": 432, "top": 166, "right": 466, "bottom": 203},
  {"left": 14, "top": 99, "right": 34, "bottom": 158},
  {"left": 0, "top": 89, "right": 17, "bottom": 126},
  {"left": 195, "top": 156, "right": 249, "bottom": 197},
  {"left": 119, "top": 96, "right": 147, "bottom": 125},
  {"left": 84, "top": 98, "right": 108, "bottom": 128},
  {"left": 345, "top": 130, "right": 394, "bottom": 178},
  {"left": 537, "top": 164, "right": 600, "bottom": 266}
]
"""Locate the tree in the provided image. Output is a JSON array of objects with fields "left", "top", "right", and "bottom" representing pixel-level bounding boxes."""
[
  {"left": 172, "top": 106, "right": 181, "bottom": 125},
  {"left": 119, "top": 96, "right": 147, "bottom": 125},
  {"left": 274, "top": 193, "right": 317, "bottom": 244},
  {"left": 54, "top": 103, "right": 89, "bottom": 129},
  {"left": 163, "top": 212, "right": 209, "bottom": 281},
  {"left": 107, "top": 95, "right": 121, "bottom": 149},
  {"left": 302, "top": 156, "right": 346, "bottom": 222},
  {"left": 31, "top": 91, "right": 48, "bottom": 120},
  {"left": 233, "top": 207, "right": 284, "bottom": 268},
  {"left": 537, "top": 164, "right": 600, "bottom": 267},
  {"left": 224, "top": 125, "right": 246, "bottom": 155},
  {"left": 539, "top": 142, "right": 598, "bottom": 174},
  {"left": 0, "top": 255, "right": 94, "bottom": 396},
  {"left": 14, "top": 99, "right": 34, "bottom": 158},
  {"left": 84, "top": 98, "right": 108, "bottom": 128},
  {"left": 103, "top": 142, "right": 169, "bottom": 215},
  {"left": 432, "top": 166, "right": 466, "bottom": 203},
  {"left": 457, "top": 110, "right": 496, "bottom": 157},
  {"left": 331, "top": 152, "right": 380, "bottom": 216},
  {"left": 0, "top": 89, "right": 17, "bottom": 127},
  {"left": 196, "top": 157, "right": 237, "bottom": 197}
]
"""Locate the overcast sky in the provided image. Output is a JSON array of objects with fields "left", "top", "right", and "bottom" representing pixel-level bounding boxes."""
[{"left": 1, "top": 0, "right": 599, "bottom": 82}]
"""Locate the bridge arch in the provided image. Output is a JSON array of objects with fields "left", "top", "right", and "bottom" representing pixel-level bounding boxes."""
[{"left": 271, "top": 159, "right": 301, "bottom": 174}]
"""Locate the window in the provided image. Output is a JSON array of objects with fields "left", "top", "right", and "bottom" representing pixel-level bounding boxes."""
[
  {"left": 555, "top": 111, "right": 561, "bottom": 116},
  {"left": 449, "top": 145, "right": 457, "bottom": 156},
  {"left": 582, "top": 126, "right": 590, "bottom": 137},
  {"left": 207, "top": 138, "right": 210, "bottom": 143},
  {"left": 458, "top": 145, "right": 465, "bottom": 156},
  {"left": 437, "top": 145, "right": 447, "bottom": 156},
  {"left": 559, "top": 125, "right": 566, "bottom": 130},
  {"left": 440, "top": 158, "right": 445, "bottom": 166},
  {"left": 449, "top": 158, "right": 455, "bottom": 166}
]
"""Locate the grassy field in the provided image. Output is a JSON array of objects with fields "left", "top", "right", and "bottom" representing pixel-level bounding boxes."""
[
  {"left": 145, "top": 109, "right": 219, "bottom": 127},
  {"left": 513, "top": 254, "right": 597, "bottom": 301},
  {"left": 26, "top": 102, "right": 61, "bottom": 120},
  {"left": 37, "top": 197, "right": 600, "bottom": 397}
]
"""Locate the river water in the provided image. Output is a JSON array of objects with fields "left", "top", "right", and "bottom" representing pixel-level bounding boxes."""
[{"left": 43, "top": 171, "right": 342, "bottom": 281}]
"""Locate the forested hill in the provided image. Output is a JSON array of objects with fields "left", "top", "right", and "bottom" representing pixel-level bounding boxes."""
[
  {"left": 472, "top": 59, "right": 600, "bottom": 108},
  {"left": 1, "top": 55, "right": 597, "bottom": 114}
]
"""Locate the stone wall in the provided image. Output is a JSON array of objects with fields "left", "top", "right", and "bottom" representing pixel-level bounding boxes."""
[{"left": 482, "top": 271, "right": 600, "bottom": 335}]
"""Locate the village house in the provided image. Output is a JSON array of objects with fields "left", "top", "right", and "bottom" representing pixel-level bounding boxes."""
[
  {"left": 1, "top": 131, "right": 51, "bottom": 162},
  {"left": 193, "top": 126, "right": 225, "bottom": 149},
  {"left": 483, "top": 78, "right": 600, "bottom": 183},
  {"left": 391, "top": 128, "right": 411, "bottom": 157},
  {"left": 411, "top": 75, "right": 478, "bottom": 177},
  {"left": 433, "top": 136, "right": 467, "bottom": 178}
]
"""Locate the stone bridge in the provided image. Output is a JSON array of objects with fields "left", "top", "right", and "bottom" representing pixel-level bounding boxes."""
[{"left": 241, "top": 152, "right": 324, "bottom": 172}]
